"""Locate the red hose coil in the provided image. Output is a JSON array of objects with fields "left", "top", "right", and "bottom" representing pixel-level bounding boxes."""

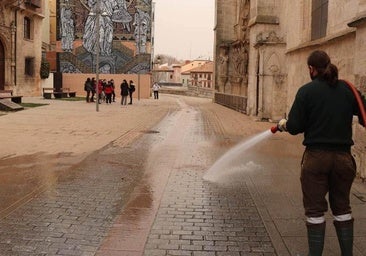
[{"left": 343, "top": 80, "right": 366, "bottom": 127}]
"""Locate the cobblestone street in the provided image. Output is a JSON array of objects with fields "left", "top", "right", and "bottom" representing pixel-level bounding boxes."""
[{"left": 0, "top": 95, "right": 365, "bottom": 256}]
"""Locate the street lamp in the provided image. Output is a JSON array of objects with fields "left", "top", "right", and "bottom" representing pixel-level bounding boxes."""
[
  {"left": 95, "top": 0, "right": 101, "bottom": 112},
  {"left": 94, "top": 1, "right": 109, "bottom": 111}
]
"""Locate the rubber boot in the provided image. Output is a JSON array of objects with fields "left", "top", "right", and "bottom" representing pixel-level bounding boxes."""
[
  {"left": 334, "top": 219, "right": 354, "bottom": 256},
  {"left": 306, "top": 222, "right": 326, "bottom": 256}
]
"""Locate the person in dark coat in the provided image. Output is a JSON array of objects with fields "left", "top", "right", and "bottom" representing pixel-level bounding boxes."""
[
  {"left": 84, "top": 77, "right": 92, "bottom": 102},
  {"left": 90, "top": 77, "right": 96, "bottom": 102},
  {"left": 276, "top": 50, "right": 366, "bottom": 256},
  {"left": 120, "top": 79, "right": 129, "bottom": 105},
  {"left": 128, "top": 80, "right": 136, "bottom": 104}
]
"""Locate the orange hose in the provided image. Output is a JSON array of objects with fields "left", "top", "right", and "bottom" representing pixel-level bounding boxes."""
[{"left": 342, "top": 80, "right": 366, "bottom": 127}]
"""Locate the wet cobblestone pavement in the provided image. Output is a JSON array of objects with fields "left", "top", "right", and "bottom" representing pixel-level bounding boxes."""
[
  {"left": 144, "top": 170, "right": 275, "bottom": 256},
  {"left": 0, "top": 140, "right": 147, "bottom": 255},
  {"left": 0, "top": 95, "right": 365, "bottom": 256}
]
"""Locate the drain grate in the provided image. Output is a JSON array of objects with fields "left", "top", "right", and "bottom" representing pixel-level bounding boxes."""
[{"left": 141, "top": 130, "right": 160, "bottom": 134}]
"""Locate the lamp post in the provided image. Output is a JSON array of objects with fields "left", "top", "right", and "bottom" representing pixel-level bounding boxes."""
[{"left": 95, "top": 0, "right": 101, "bottom": 112}]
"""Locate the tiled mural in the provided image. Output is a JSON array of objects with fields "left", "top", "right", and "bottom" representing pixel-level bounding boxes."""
[{"left": 57, "top": 0, "right": 152, "bottom": 74}]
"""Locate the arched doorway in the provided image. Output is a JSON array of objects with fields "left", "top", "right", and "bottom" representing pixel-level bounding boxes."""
[{"left": 0, "top": 40, "right": 5, "bottom": 90}]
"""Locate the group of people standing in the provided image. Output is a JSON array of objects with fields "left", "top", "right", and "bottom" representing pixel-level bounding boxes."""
[{"left": 84, "top": 78, "right": 135, "bottom": 105}]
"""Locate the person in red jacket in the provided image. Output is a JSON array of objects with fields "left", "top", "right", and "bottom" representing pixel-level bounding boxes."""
[
  {"left": 104, "top": 80, "right": 113, "bottom": 104},
  {"left": 97, "top": 80, "right": 104, "bottom": 104}
]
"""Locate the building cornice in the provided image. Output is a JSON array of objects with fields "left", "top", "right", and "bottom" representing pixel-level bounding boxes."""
[
  {"left": 248, "top": 15, "right": 279, "bottom": 27},
  {"left": 348, "top": 12, "right": 366, "bottom": 28},
  {"left": 286, "top": 27, "right": 356, "bottom": 54}
]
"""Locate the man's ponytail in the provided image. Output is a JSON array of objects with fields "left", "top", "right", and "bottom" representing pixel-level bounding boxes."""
[
  {"left": 323, "top": 63, "right": 338, "bottom": 87},
  {"left": 307, "top": 50, "right": 338, "bottom": 86}
]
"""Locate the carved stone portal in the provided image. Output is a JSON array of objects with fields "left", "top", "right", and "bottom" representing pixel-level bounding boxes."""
[{"left": 229, "top": 41, "right": 249, "bottom": 92}]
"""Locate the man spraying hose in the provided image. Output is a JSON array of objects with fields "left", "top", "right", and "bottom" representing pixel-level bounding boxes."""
[{"left": 274, "top": 50, "right": 366, "bottom": 256}]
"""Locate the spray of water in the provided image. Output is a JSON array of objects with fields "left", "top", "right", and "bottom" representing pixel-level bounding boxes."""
[{"left": 203, "top": 130, "right": 272, "bottom": 182}]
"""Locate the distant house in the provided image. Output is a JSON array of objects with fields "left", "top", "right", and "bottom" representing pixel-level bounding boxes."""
[
  {"left": 153, "top": 59, "right": 213, "bottom": 90},
  {"left": 189, "top": 61, "right": 214, "bottom": 88},
  {"left": 153, "top": 64, "right": 174, "bottom": 84},
  {"left": 180, "top": 60, "right": 213, "bottom": 87}
]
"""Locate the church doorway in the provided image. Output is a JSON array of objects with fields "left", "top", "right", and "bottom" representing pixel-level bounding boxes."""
[{"left": 0, "top": 40, "right": 5, "bottom": 90}]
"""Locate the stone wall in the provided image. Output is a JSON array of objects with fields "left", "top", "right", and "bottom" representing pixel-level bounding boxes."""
[
  {"left": 0, "top": 2, "right": 44, "bottom": 96},
  {"left": 215, "top": 0, "right": 366, "bottom": 178}
]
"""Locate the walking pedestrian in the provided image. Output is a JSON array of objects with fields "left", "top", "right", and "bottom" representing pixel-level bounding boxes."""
[
  {"left": 128, "top": 80, "right": 136, "bottom": 104},
  {"left": 120, "top": 79, "right": 129, "bottom": 105},
  {"left": 275, "top": 50, "right": 366, "bottom": 256},
  {"left": 152, "top": 82, "right": 160, "bottom": 99}
]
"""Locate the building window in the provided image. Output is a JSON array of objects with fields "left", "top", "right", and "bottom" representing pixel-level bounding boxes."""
[
  {"left": 311, "top": 0, "right": 328, "bottom": 40},
  {"left": 25, "top": 57, "right": 35, "bottom": 76},
  {"left": 24, "top": 17, "right": 31, "bottom": 39}
]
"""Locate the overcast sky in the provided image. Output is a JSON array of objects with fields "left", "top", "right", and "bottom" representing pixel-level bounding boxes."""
[{"left": 152, "top": 0, "right": 215, "bottom": 61}]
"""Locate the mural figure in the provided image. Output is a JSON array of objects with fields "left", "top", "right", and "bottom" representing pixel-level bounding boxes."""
[
  {"left": 133, "top": 8, "right": 150, "bottom": 54},
  {"left": 83, "top": 0, "right": 119, "bottom": 56},
  {"left": 61, "top": 5, "right": 74, "bottom": 52},
  {"left": 112, "top": 0, "right": 133, "bottom": 32},
  {"left": 82, "top": 0, "right": 135, "bottom": 55},
  {"left": 59, "top": 0, "right": 152, "bottom": 74},
  {"left": 100, "top": 63, "right": 112, "bottom": 73}
]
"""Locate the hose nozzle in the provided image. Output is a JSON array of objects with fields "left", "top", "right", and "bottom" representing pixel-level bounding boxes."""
[{"left": 270, "top": 126, "right": 278, "bottom": 134}]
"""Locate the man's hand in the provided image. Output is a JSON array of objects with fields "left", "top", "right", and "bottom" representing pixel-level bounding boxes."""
[{"left": 277, "top": 119, "right": 288, "bottom": 132}]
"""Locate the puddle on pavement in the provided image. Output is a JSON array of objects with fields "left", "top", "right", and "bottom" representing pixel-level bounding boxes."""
[{"left": 0, "top": 152, "right": 78, "bottom": 217}]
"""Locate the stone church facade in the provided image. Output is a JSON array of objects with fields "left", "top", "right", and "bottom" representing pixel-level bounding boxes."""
[
  {"left": 0, "top": 0, "right": 44, "bottom": 95},
  {"left": 214, "top": 0, "right": 366, "bottom": 179}
]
